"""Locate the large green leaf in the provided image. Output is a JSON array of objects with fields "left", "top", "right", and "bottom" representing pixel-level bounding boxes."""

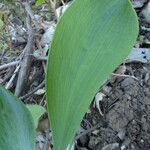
[
  {"left": 46, "top": 0, "right": 138, "bottom": 149},
  {"left": 0, "top": 86, "right": 35, "bottom": 150}
]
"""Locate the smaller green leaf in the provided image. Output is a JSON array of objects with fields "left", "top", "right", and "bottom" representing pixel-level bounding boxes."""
[
  {"left": 35, "top": 0, "right": 45, "bottom": 7},
  {"left": 26, "top": 105, "right": 46, "bottom": 128},
  {"left": 0, "top": 86, "right": 35, "bottom": 150}
]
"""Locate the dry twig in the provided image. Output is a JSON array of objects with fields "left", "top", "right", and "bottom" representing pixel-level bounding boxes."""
[
  {"left": 15, "top": 4, "right": 35, "bottom": 96},
  {"left": 111, "top": 73, "right": 139, "bottom": 81},
  {"left": 49, "top": 0, "right": 58, "bottom": 20},
  {"left": 5, "top": 65, "right": 20, "bottom": 89},
  {"left": 0, "top": 61, "right": 19, "bottom": 71},
  {"left": 20, "top": 80, "right": 45, "bottom": 100}
]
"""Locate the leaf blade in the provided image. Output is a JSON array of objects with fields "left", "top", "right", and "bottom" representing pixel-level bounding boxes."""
[
  {"left": 0, "top": 86, "right": 35, "bottom": 150},
  {"left": 27, "top": 104, "right": 46, "bottom": 128},
  {"left": 46, "top": 0, "right": 138, "bottom": 149}
]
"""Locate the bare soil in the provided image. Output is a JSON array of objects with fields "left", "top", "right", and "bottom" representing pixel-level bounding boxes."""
[{"left": 77, "top": 63, "right": 150, "bottom": 150}]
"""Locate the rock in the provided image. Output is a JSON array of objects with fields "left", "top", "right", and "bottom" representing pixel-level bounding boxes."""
[
  {"left": 117, "top": 129, "right": 126, "bottom": 140},
  {"left": 106, "top": 100, "right": 134, "bottom": 132},
  {"left": 132, "top": 0, "right": 146, "bottom": 8},
  {"left": 127, "top": 48, "right": 150, "bottom": 63},
  {"left": 121, "top": 78, "right": 135, "bottom": 87},
  {"left": 144, "top": 88, "right": 150, "bottom": 97},
  {"left": 143, "top": 1, "right": 150, "bottom": 23},
  {"left": 79, "top": 135, "right": 88, "bottom": 147},
  {"left": 102, "top": 143, "right": 119, "bottom": 150},
  {"left": 121, "top": 138, "right": 131, "bottom": 150},
  {"left": 88, "top": 136, "right": 96, "bottom": 149}
]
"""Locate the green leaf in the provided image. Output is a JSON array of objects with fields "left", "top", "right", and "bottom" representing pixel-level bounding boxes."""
[
  {"left": 0, "top": 86, "right": 35, "bottom": 150},
  {"left": 35, "top": 0, "right": 45, "bottom": 7},
  {"left": 27, "top": 105, "right": 46, "bottom": 128},
  {"left": 46, "top": 0, "right": 138, "bottom": 149}
]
